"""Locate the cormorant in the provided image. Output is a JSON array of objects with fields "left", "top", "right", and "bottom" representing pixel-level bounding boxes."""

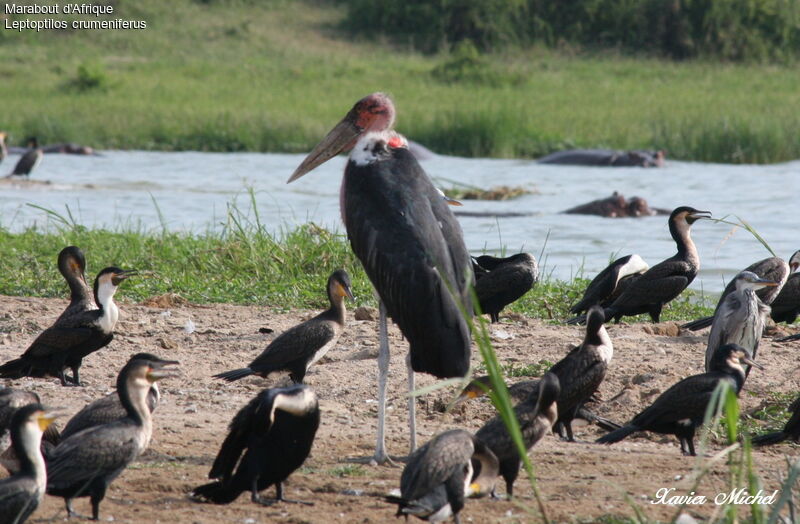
[
  {"left": 768, "top": 251, "right": 800, "bottom": 324},
  {"left": 752, "top": 394, "right": 800, "bottom": 446},
  {"left": 704, "top": 271, "right": 776, "bottom": 373},
  {"left": 0, "top": 388, "right": 59, "bottom": 474},
  {"left": 0, "top": 403, "right": 56, "bottom": 524},
  {"left": 568, "top": 254, "right": 649, "bottom": 316},
  {"left": 387, "top": 429, "right": 498, "bottom": 523},
  {"left": 596, "top": 344, "right": 759, "bottom": 456},
  {"left": 475, "top": 372, "right": 559, "bottom": 496},
  {"left": 683, "top": 250, "right": 796, "bottom": 331},
  {"left": 569, "top": 207, "right": 711, "bottom": 324},
  {"left": 0, "top": 267, "right": 136, "bottom": 386},
  {"left": 472, "top": 253, "right": 539, "bottom": 323},
  {"left": 191, "top": 384, "right": 319, "bottom": 506},
  {"left": 55, "top": 246, "right": 96, "bottom": 321},
  {"left": 46, "top": 356, "right": 178, "bottom": 520},
  {"left": 214, "top": 270, "right": 353, "bottom": 383},
  {"left": 56, "top": 353, "right": 165, "bottom": 441},
  {"left": 287, "top": 93, "right": 473, "bottom": 463},
  {"left": 7, "top": 137, "right": 42, "bottom": 178}
]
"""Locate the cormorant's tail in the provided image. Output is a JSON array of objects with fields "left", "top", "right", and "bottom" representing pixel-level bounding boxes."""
[
  {"left": 190, "top": 481, "right": 242, "bottom": 504},
  {"left": 576, "top": 408, "right": 622, "bottom": 432},
  {"left": 596, "top": 425, "right": 638, "bottom": 444},
  {"left": 751, "top": 431, "right": 788, "bottom": 447},
  {"left": 212, "top": 368, "right": 253, "bottom": 382},
  {"left": 565, "top": 315, "right": 586, "bottom": 325},
  {"left": 0, "top": 358, "right": 30, "bottom": 379},
  {"left": 681, "top": 316, "right": 713, "bottom": 331}
]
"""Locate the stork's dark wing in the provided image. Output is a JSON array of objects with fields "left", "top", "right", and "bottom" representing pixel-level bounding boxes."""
[{"left": 343, "top": 148, "right": 471, "bottom": 378}]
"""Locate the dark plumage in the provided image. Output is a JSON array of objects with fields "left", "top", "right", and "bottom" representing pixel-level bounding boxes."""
[
  {"left": 752, "top": 394, "right": 800, "bottom": 446},
  {"left": 571, "top": 207, "right": 710, "bottom": 324},
  {"left": 0, "top": 403, "right": 55, "bottom": 524},
  {"left": 55, "top": 246, "right": 96, "bottom": 322},
  {"left": 46, "top": 356, "right": 178, "bottom": 520},
  {"left": 475, "top": 372, "right": 559, "bottom": 496},
  {"left": 596, "top": 344, "right": 758, "bottom": 455},
  {"left": 683, "top": 250, "right": 796, "bottom": 331},
  {"left": 0, "top": 267, "right": 136, "bottom": 386},
  {"left": 568, "top": 254, "right": 649, "bottom": 315},
  {"left": 214, "top": 270, "right": 352, "bottom": 383},
  {"left": 8, "top": 137, "right": 42, "bottom": 178},
  {"left": 472, "top": 253, "right": 538, "bottom": 323},
  {"left": 191, "top": 384, "right": 319, "bottom": 505},
  {"left": 769, "top": 251, "right": 800, "bottom": 324},
  {"left": 388, "top": 429, "right": 497, "bottom": 523},
  {"left": 0, "top": 388, "right": 59, "bottom": 474}
]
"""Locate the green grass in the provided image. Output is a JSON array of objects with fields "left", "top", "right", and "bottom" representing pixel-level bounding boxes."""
[{"left": 1, "top": 1, "right": 800, "bottom": 162}]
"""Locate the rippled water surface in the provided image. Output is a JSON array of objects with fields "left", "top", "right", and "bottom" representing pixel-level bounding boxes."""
[{"left": 2, "top": 150, "right": 798, "bottom": 294}]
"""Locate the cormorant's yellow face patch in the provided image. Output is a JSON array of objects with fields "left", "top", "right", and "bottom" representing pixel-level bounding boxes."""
[{"left": 37, "top": 412, "right": 56, "bottom": 431}]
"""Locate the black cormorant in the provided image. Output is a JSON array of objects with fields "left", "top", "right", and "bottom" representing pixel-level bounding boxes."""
[
  {"left": 704, "top": 271, "right": 776, "bottom": 373},
  {"left": 768, "top": 251, "right": 800, "bottom": 324},
  {"left": 214, "top": 270, "right": 353, "bottom": 383},
  {"left": 0, "top": 267, "right": 136, "bottom": 386},
  {"left": 570, "top": 206, "right": 711, "bottom": 324},
  {"left": 287, "top": 93, "right": 473, "bottom": 463},
  {"left": 46, "top": 356, "right": 178, "bottom": 520},
  {"left": 387, "top": 428, "right": 498, "bottom": 523},
  {"left": 568, "top": 254, "right": 649, "bottom": 315},
  {"left": 56, "top": 353, "right": 166, "bottom": 441},
  {"left": 475, "top": 372, "right": 560, "bottom": 496},
  {"left": 472, "top": 253, "right": 538, "bottom": 323},
  {"left": 752, "top": 394, "right": 800, "bottom": 446},
  {"left": 0, "top": 403, "right": 56, "bottom": 524},
  {"left": 191, "top": 384, "right": 320, "bottom": 506},
  {"left": 683, "top": 250, "right": 796, "bottom": 331},
  {"left": 596, "top": 344, "right": 759, "bottom": 455},
  {"left": 7, "top": 137, "right": 42, "bottom": 178},
  {"left": 55, "top": 246, "right": 96, "bottom": 321}
]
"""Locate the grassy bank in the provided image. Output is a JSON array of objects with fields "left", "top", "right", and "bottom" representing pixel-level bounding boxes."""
[
  {"left": 1, "top": 1, "right": 800, "bottom": 163},
  {"left": 0, "top": 222, "right": 713, "bottom": 322}
]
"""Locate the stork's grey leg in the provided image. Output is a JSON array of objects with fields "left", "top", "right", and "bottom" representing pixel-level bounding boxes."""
[
  {"left": 406, "top": 352, "right": 417, "bottom": 453},
  {"left": 373, "top": 301, "right": 392, "bottom": 465}
]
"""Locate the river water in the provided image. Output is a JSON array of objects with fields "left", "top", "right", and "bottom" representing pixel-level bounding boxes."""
[{"left": 1, "top": 150, "right": 797, "bottom": 295}]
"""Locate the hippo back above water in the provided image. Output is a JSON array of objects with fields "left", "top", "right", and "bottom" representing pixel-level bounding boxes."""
[{"left": 538, "top": 149, "right": 665, "bottom": 167}]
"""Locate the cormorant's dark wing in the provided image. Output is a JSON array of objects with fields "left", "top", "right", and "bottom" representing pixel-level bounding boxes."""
[
  {"left": 570, "top": 262, "right": 622, "bottom": 314},
  {"left": 0, "top": 475, "right": 39, "bottom": 523},
  {"left": 208, "top": 392, "right": 272, "bottom": 481},
  {"left": 475, "top": 260, "right": 537, "bottom": 315},
  {"left": 745, "top": 257, "right": 789, "bottom": 305},
  {"left": 11, "top": 150, "right": 41, "bottom": 175},
  {"left": 343, "top": 148, "right": 471, "bottom": 378},
  {"left": 771, "top": 274, "right": 800, "bottom": 323},
  {"left": 47, "top": 422, "right": 140, "bottom": 491},
  {"left": 401, "top": 430, "right": 472, "bottom": 501},
  {"left": 248, "top": 320, "right": 337, "bottom": 370},
  {"left": 21, "top": 325, "right": 100, "bottom": 359},
  {"left": 550, "top": 353, "right": 605, "bottom": 411},
  {"left": 631, "top": 374, "right": 731, "bottom": 428},
  {"left": 607, "top": 258, "right": 693, "bottom": 312}
]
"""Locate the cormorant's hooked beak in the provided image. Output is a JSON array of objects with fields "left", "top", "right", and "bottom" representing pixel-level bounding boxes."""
[
  {"left": 111, "top": 269, "right": 138, "bottom": 285},
  {"left": 342, "top": 282, "right": 355, "bottom": 301},
  {"left": 741, "top": 354, "right": 763, "bottom": 370},
  {"left": 687, "top": 210, "right": 712, "bottom": 224},
  {"left": 147, "top": 360, "right": 180, "bottom": 382},
  {"left": 288, "top": 115, "right": 362, "bottom": 183}
]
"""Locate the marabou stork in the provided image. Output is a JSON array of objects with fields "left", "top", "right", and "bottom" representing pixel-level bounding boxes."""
[{"left": 287, "top": 93, "right": 473, "bottom": 464}]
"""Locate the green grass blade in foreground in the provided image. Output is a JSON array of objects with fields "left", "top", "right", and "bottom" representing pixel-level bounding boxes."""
[{"left": 709, "top": 216, "right": 776, "bottom": 258}]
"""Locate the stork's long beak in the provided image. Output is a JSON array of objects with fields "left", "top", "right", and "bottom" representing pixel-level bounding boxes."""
[{"left": 288, "top": 116, "right": 362, "bottom": 183}]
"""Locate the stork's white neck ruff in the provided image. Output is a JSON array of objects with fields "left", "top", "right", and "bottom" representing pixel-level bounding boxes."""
[{"left": 349, "top": 131, "right": 407, "bottom": 166}]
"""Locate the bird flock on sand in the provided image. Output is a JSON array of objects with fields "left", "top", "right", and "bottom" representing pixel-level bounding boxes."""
[{"left": 1, "top": 93, "right": 799, "bottom": 523}]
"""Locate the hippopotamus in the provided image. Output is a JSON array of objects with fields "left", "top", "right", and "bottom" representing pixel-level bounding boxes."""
[
  {"left": 7, "top": 143, "right": 96, "bottom": 155},
  {"left": 563, "top": 192, "right": 670, "bottom": 217},
  {"left": 538, "top": 149, "right": 665, "bottom": 167}
]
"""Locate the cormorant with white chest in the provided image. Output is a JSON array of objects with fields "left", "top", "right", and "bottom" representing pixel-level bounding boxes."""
[
  {"left": 568, "top": 254, "right": 649, "bottom": 316},
  {"left": 287, "top": 93, "right": 473, "bottom": 463}
]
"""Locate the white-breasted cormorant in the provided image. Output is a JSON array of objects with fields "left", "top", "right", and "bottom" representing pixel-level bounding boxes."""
[
  {"left": 387, "top": 428, "right": 498, "bottom": 523},
  {"left": 570, "top": 207, "right": 710, "bottom": 324},
  {"left": 683, "top": 250, "right": 796, "bottom": 331},
  {"left": 0, "top": 389, "right": 59, "bottom": 475},
  {"left": 191, "top": 384, "right": 320, "bottom": 505},
  {"left": 0, "top": 403, "right": 56, "bottom": 524},
  {"left": 214, "top": 270, "right": 353, "bottom": 383},
  {"left": 287, "top": 93, "right": 473, "bottom": 463},
  {"left": 475, "top": 372, "right": 560, "bottom": 497},
  {"left": 472, "top": 253, "right": 538, "bottom": 323},
  {"left": 596, "top": 344, "right": 760, "bottom": 455},
  {"left": 46, "top": 356, "right": 178, "bottom": 520},
  {"left": 7, "top": 137, "right": 42, "bottom": 178},
  {"left": 56, "top": 353, "right": 165, "bottom": 442},
  {"left": 704, "top": 271, "right": 776, "bottom": 373},
  {"left": 568, "top": 254, "right": 649, "bottom": 316},
  {"left": 0, "top": 267, "right": 136, "bottom": 386},
  {"left": 752, "top": 394, "right": 800, "bottom": 446}
]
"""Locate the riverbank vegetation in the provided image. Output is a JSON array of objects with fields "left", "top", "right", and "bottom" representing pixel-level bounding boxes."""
[{"left": 1, "top": 1, "right": 799, "bottom": 163}]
